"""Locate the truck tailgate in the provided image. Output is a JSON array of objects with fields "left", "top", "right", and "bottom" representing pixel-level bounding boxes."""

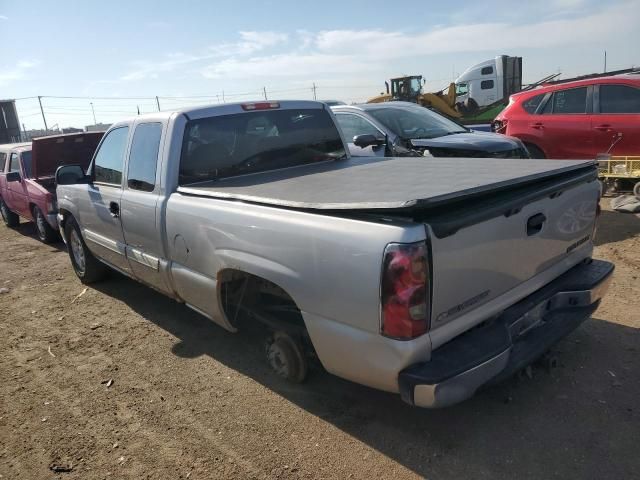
[{"left": 426, "top": 168, "right": 600, "bottom": 337}]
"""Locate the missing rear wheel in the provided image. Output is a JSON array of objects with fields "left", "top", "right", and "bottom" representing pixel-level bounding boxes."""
[{"left": 265, "top": 331, "right": 308, "bottom": 383}]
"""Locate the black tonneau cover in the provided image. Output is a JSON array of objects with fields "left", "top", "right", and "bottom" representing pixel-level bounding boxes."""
[{"left": 177, "top": 157, "right": 597, "bottom": 211}]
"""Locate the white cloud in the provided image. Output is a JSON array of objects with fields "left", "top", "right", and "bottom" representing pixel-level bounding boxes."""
[
  {"left": 209, "top": 31, "right": 288, "bottom": 56},
  {"left": 201, "top": 53, "right": 374, "bottom": 79},
  {"left": 197, "top": 1, "right": 638, "bottom": 80},
  {"left": 0, "top": 15, "right": 8, "bottom": 20},
  {"left": 296, "top": 30, "right": 314, "bottom": 50},
  {"left": 314, "top": 1, "right": 638, "bottom": 57},
  {"left": 120, "top": 52, "right": 206, "bottom": 81},
  {"left": 115, "top": 2, "right": 639, "bottom": 86},
  {"left": 0, "top": 60, "right": 39, "bottom": 87},
  {"left": 120, "top": 30, "right": 288, "bottom": 81}
]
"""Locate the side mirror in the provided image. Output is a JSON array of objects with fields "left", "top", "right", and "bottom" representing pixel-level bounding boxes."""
[
  {"left": 353, "top": 134, "right": 385, "bottom": 149},
  {"left": 6, "top": 171, "right": 21, "bottom": 183},
  {"left": 55, "top": 164, "right": 89, "bottom": 186}
]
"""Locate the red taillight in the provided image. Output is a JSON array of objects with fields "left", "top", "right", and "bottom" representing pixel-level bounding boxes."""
[
  {"left": 241, "top": 102, "right": 280, "bottom": 111},
  {"left": 381, "top": 242, "right": 430, "bottom": 339}
]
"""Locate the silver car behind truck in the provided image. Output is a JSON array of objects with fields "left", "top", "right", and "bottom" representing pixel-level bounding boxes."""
[{"left": 55, "top": 100, "right": 613, "bottom": 408}]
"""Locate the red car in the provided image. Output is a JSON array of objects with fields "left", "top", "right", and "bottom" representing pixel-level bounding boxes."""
[
  {"left": 493, "top": 74, "right": 640, "bottom": 159},
  {"left": 0, "top": 132, "right": 102, "bottom": 242}
]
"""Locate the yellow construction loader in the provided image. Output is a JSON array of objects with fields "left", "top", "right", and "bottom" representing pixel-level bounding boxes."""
[{"left": 367, "top": 75, "right": 462, "bottom": 118}]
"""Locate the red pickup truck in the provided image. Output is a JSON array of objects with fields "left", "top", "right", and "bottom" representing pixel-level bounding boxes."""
[{"left": 0, "top": 132, "right": 103, "bottom": 242}]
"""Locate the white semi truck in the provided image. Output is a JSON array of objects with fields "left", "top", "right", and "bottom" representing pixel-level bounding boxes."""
[{"left": 454, "top": 55, "right": 523, "bottom": 111}]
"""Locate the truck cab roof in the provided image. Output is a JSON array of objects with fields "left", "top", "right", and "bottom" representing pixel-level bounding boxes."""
[{"left": 107, "top": 100, "right": 329, "bottom": 129}]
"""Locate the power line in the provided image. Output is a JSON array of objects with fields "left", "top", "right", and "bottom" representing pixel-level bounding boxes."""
[
  {"left": 38, "top": 95, "right": 158, "bottom": 100},
  {"left": 15, "top": 82, "right": 384, "bottom": 130}
]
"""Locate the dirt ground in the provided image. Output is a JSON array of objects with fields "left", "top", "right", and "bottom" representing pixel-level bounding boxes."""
[{"left": 0, "top": 201, "right": 638, "bottom": 480}]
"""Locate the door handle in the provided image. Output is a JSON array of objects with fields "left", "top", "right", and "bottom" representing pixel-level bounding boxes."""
[
  {"left": 109, "top": 201, "right": 120, "bottom": 218},
  {"left": 594, "top": 124, "right": 612, "bottom": 132},
  {"left": 527, "top": 213, "right": 546, "bottom": 236},
  {"left": 530, "top": 122, "right": 544, "bottom": 129}
]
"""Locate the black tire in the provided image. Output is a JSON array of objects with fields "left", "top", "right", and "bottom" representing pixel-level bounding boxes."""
[
  {"left": 265, "top": 332, "right": 308, "bottom": 383},
  {"left": 464, "top": 97, "right": 479, "bottom": 115},
  {"left": 633, "top": 181, "right": 640, "bottom": 200},
  {"left": 0, "top": 198, "right": 19, "bottom": 228},
  {"left": 525, "top": 143, "right": 546, "bottom": 159},
  {"left": 64, "top": 216, "right": 107, "bottom": 284},
  {"left": 33, "top": 206, "right": 60, "bottom": 243}
]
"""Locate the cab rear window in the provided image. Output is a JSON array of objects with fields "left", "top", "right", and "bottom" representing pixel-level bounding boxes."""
[{"left": 179, "top": 108, "right": 345, "bottom": 184}]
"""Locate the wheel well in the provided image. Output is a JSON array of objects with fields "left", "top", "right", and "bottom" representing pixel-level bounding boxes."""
[
  {"left": 218, "top": 269, "right": 306, "bottom": 334},
  {"left": 523, "top": 142, "right": 546, "bottom": 159},
  {"left": 58, "top": 208, "right": 72, "bottom": 228}
]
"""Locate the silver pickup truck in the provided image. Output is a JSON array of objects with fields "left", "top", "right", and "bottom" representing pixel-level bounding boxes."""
[{"left": 55, "top": 100, "right": 613, "bottom": 408}]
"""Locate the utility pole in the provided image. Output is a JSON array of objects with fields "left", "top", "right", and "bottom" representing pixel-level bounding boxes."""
[
  {"left": 22, "top": 123, "right": 27, "bottom": 141},
  {"left": 263, "top": 87, "right": 268, "bottom": 100},
  {"left": 90, "top": 102, "right": 97, "bottom": 125},
  {"left": 137, "top": 105, "right": 141, "bottom": 115},
  {"left": 37, "top": 96, "right": 48, "bottom": 131},
  {"left": 312, "top": 82, "right": 317, "bottom": 101},
  {"left": 222, "top": 90, "right": 225, "bottom": 103},
  {"left": 604, "top": 51, "right": 607, "bottom": 73},
  {"left": 155, "top": 96, "right": 161, "bottom": 111}
]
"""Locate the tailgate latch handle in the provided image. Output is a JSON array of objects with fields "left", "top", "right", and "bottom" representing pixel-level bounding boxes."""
[{"left": 527, "top": 213, "right": 546, "bottom": 236}]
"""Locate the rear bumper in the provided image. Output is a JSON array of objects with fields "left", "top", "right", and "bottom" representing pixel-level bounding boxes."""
[{"left": 398, "top": 259, "right": 614, "bottom": 408}]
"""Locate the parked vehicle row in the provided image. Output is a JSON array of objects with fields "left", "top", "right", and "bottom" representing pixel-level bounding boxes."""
[
  {"left": 48, "top": 100, "right": 612, "bottom": 408},
  {"left": 331, "top": 102, "right": 529, "bottom": 158},
  {"left": 494, "top": 74, "right": 640, "bottom": 159},
  {"left": 0, "top": 132, "right": 103, "bottom": 242}
]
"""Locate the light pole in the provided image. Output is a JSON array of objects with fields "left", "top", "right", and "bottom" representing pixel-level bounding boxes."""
[{"left": 90, "top": 102, "right": 97, "bottom": 125}]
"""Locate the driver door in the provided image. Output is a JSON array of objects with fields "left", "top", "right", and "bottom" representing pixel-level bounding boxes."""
[
  {"left": 76, "top": 126, "right": 132, "bottom": 273},
  {"left": 6, "top": 153, "right": 30, "bottom": 217}
]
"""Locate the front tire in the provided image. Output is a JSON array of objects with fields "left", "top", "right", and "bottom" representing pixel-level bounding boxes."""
[
  {"left": 65, "top": 217, "right": 107, "bottom": 284},
  {"left": 33, "top": 206, "right": 59, "bottom": 243},
  {"left": 633, "top": 181, "right": 640, "bottom": 200},
  {"left": 0, "top": 198, "right": 19, "bottom": 228}
]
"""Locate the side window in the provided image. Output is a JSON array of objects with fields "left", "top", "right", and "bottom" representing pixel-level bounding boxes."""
[
  {"left": 481, "top": 66, "right": 493, "bottom": 75},
  {"left": 9, "top": 153, "right": 20, "bottom": 173},
  {"left": 599, "top": 84, "right": 640, "bottom": 113},
  {"left": 522, "top": 93, "right": 545, "bottom": 114},
  {"left": 127, "top": 123, "right": 162, "bottom": 192},
  {"left": 21, "top": 152, "right": 32, "bottom": 178},
  {"left": 93, "top": 127, "right": 129, "bottom": 185},
  {"left": 0, "top": 152, "right": 6, "bottom": 172},
  {"left": 550, "top": 87, "right": 587, "bottom": 114},
  {"left": 481, "top": 80, "right": 494, "bottom": 90},
  {"left": 335, "top": 114, "right": 381, "bottom": 141}
]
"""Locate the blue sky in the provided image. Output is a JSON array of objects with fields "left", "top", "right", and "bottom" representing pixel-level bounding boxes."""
[{"left": 1, "top": 0, "right": 639, "bottom": 129}]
